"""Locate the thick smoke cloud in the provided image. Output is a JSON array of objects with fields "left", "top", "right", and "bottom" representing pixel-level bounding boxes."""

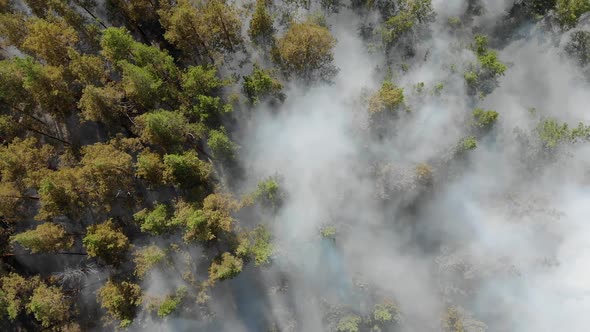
[{"left": 122, "top": 1, "right": 590, "bottom": 331}]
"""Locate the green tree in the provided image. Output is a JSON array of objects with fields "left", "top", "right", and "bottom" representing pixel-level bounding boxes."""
[
  {"left": 135, "top": 110, "right": 189, "bottom": 149},
  {"left": 0, "top": 58, "right": 32, "bottom": 112},
  {"left": 380, "top": 0, "right": 434, "bottom": 49},
  {"left": 16, "top": 57, "right": 75, "bottom": 118},
  {"left": 78, "top": 84, "right": 124, "bottom": 123},
  {"left": 208, "top": 128, "right": 238, "bottom": 162},
  {"left": 134, "top": 203, "right": 180, "bottom": 235},
  {"left": 244, "top": 177, "right": 283, "bottom": 210},
  {"left": 242, "top": 65, "right": 284, "bottom": 104},
  {"left": 156, "top": 287, "right": 186, "bottom": 318},
  {"left": 105, "top": 0, "right": 162, "bottom": 43},
  {"left": 472, "top": 108, "right": 499, "bottom": 129},
  {"left": 0, "top": 12, "right": 27, "bottom": 48},
  {"left": 0, "top": 273, "right": 41, "bottom": 320},
  {"left": 158, "top": 0, "right": 215, "bottom": 62},
  {"left": 100, "top": 27, "right": 135, "bottom": 64},
  {"left": 27, "top": 284, "right": 70, "bottom": 328},
  {"left": 79, "top": 142, "right": 134, "bottom": 206},
  {"left": 181, "top": 65, "right": 223, "bottom": 98},
  {"left": 465, "top": 35, "right": 507, "bottom": 96},
  {"left": 135, "top": 149, "right": 165, "bottom": 187},
  {"left": 236, "top": 225, "right": 273, "bottom": 266},
  {"left": 37, "top": 167, "right": 85, "bottom": 220},
  {"left": 97, "top": 280, "right": 141, "bottom": 328},
  {"left": 373, "top": 302, "right": 401, "bottom": 324},
  {"left": 10, "top": 223, "right": 73, "bottom": 253},
  {"left": 368, "top": 81, "right": 405, "bottom": 115},
  {"left": 458, "top": 136, "right": 477, "bottom": 152},
  {"left": 0, "top": 137, "right": 53, "bottom": 189},
  {"left": 133, "top": 245, "right": 167, "bottom": 278},
  {"left": 21, "top": 17, "right": 79, "bottom": 66},
  {"left": 337, "top": 315, "right": 361, "bottom": 332},
  {"left": 0, "top": 182, "right": 22, "bottom": 224},
  {"left": 442, "top": 307, "right": 466, "bottom": 332},
  {"left": 556, "top": 0, "right": 590, "bottom": 28},
  {"left": 163, "top": 151, "right": 212, "bottom": 189},
  {"left": 180, "top": 193, "right": 239, "bottom": 242},
  {"left": 68, "top": 52, "right": 107, "bottom": 85},
  {"left": 201, "top": 0, "right": 243, "bottom": 53},
  {"left": 209, "top": 252, "right": 243, "bottom": 282},
  {"left": 173, "top": 200, "right": 208, "bottom": 243},
  {"left": 83, "top": 219, "right": 130, "bottom": 264},
  {"left": 381, "top": 10, "right": 414, "bottom": 47},
  {"left": 274, "top": 20, "right": 338, "bottom": 80},
  {"left": 119, "top": 61, "right": 164, "bottom": 110},
  {"left": 249, "top": 0, "right": 275, "bottom": 44}
]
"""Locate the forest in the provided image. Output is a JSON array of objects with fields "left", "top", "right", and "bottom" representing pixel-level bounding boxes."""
[{"left": 1, "top": 0, "right": 590, "bottom": 331}]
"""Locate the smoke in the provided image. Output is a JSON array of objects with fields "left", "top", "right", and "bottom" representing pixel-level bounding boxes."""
[{"left": 120, "top": 1, "right": 590, "bottom": 331}]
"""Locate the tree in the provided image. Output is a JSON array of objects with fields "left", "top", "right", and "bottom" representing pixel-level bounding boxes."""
[
  {"left": 100, "top": 27, "right": 135, "bottom": 64},
  {"left": 201, "top": 0, "right": 243, "bottom": 53},
  {"left": 135, "top": 149, "right": 165, "bottom": 187},
  {"left": 373, "top": 301, "right": 401, "bottom": 325},
  {"left": 368, "top": 81, "right": 405, "bottom": 115},
  {"left": 179, "top": 193, "right": 239, "bottom": 243},
  {"left": 0, "top": 273, "right": 41, "bottom": 321},
  {"left": 27, "top": 284, "right": 70, "bottom": 328},
  {"left": 68, "top": 53, "right": 107, "bottom": 86},
  {"left": 381, "top": 10, "right": 414, "bottom": 47},
  {"left": 336, "top": 315, "right": 361, "bottom": 332},
  {"left": 236, "top": 225, "right": 273, "bottom": 266},
  {"left": 79, "top": 142, "right": 134, "bottom": 206},
  {"left": 472, "top": 108, "right": 499, "bottom": 129},
  {"left": 97, "top": 280, "right": 141, "bottom": 328},
  {"left": 414, "top": 163, "right": 433, "bottom": 187},
  {"left": 242, "top": 65, "right": 284, "bottom": 104},
  {"left": 83, "top": 219, "right": 130, "bottom": 264},
  {"left": 458, "top": 136, "right": 477, "bottom": 152},
  {"left": 465, "top": 35, "right": 508, "bottom": 96},
  {"left": 181, "top": 65, "right": 223, "bottom": 98},
  {"left": 10, "top": 223, "right": 73, "bottom": 253},
  {"left": 16, "top": 57, "right": 75, "bottom": 118},
  {"left": 249, "top": 0, "right": 275, "bottom": 45},
  {"left": 158, "top": 0, "right": 215, "bottom": 62},
  {"left": 173, "top": 200, "right": 208, "bottom": 243},
  {"left": 133, "top": 245, "right": 166, "bottom": 278},
  {"left": 0, "top": 12, "right": 27, "bottom": 49},
  {"left": 380, "top": 0, "right": 434, "bottom": 50},
  {"left": 0, "top": 182, "right": 22, "bottom": 223},
  {"left": 135, "top": 110, "right": 189, "bottom": 149},
  {"left": 202, "top": 193, "right": 239, "bottom": 238},
  {"left": 119, "top": 61, "right": 164, "bottom": 110},
  {"left": 209, "top": 252, "right": 243, "bottom": 282},
  {"left": 208, "top": 128, "right": 238, "bottom": 162},
  {"left": 134, "top": 203, "right": 180, "bottom": 235},
  {"left": 0, "top": 58, "right": 32, "bottom": 112},
  {"left": 556, "top": 0, "right": 590, "bottom": 28},
  {"left": 442, "top": 307, "right": 466, "bottom": 332},
  {"left": 78, "top": 84, "right": 124, "bottom": 123},
  {"left": 156, "top": 287, "right": 186, "bottom": 318},
  {"left": 105, "top": 0, "right": 161, "bottom": 43},
  {"left": 535, "top": 118, "right": 590, "bottom": 148},
  {"left": 273, "top": 20, "right": 338, "bottom": 81},
  {"left": 0, "top": 137, "right": 53, "bottom": 189},
  {"left": 163, "top": 151, "right": 212, "bottom": 189},
  {"left": 37, "top": 167, "right": 86, "bottom": 220},
  {"left": 244, "top": 177, "right": 283, "bottom": 211},
  {"left": 21, "top": 17, "right": 79, "bottom": 66}
]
